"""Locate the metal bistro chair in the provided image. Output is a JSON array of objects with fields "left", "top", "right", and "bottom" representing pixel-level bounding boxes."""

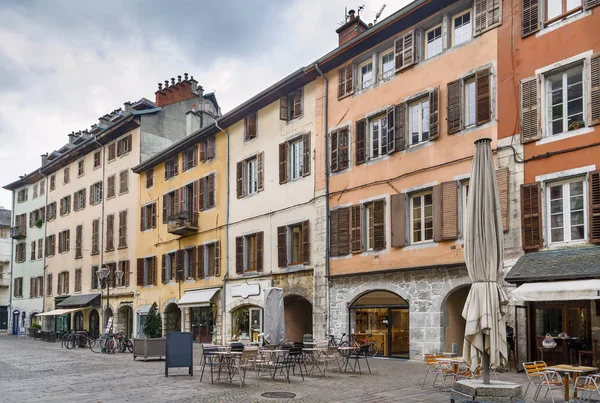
[
  {"left": 345, "top": 344, "right": 371, "bottom": 375},
  {"left": 523, "top": 361, "right": 563, "bottom": 403},
  {"left": 199, "top": 346, "right": 221, "bottom": 384},
  {"left": 275, "top": 347, "right": 305, "bottom": 383},
  {"left": 575, "top": 375, "right": 600, "bottom": 402},
  {"left": 422, "top": 354, "right": 453, "bottom": 390},
  {"left": 232, "top": 346, "right": 261, "bottom": 387},
  {"left": 579, "top": 339, "right": 598, "bottom": 367}
]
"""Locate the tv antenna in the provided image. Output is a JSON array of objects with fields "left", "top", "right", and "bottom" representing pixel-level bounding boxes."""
[
  {"left": 357, "top": 5, "right": 364, "bottom": 18},
  {"left": 374, "top": 4, "right": 387, "bottom": 24}
]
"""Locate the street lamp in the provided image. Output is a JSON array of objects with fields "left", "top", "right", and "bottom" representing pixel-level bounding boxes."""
[{"left": 96, "top": 265, "right": 124, "bottom": 330}]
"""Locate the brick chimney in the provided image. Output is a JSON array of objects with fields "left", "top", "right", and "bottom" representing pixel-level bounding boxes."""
[
  {"left": 336, "top": 9, "right": 369, "bottom": 46},
  {"left": 155, "top": 73, "right": 199, "bottom": 107}
]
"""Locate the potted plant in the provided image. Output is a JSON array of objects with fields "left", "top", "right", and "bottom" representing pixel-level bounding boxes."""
[
  {"left": 34, "top": 217, "right": 43, "bottom": 229},
  {"left": 569, "top": 120, "right": 585, "bottom": 131},
  {"left": 30, "top": 322, "right": 42, "bottom": 339},
  {"left": 133, "top": 302, "right": 166, "bottom": 361}
]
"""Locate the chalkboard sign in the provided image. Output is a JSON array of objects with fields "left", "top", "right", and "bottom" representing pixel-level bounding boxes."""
[{"left": 165, "top": 332, "right": 193, "bottom": 377}]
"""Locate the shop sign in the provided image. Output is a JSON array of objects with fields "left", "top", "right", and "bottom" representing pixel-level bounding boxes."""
[{"left": 231, "top": 282, "right": 260, "bottom": 299}]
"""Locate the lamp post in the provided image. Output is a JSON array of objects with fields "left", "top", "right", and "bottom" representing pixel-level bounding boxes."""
[{"left": 96, "top": 265, "right": 124, "bottom": 330}]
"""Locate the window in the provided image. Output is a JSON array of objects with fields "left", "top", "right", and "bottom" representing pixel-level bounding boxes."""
[
  {"left": 37, "top": 238, "right": 43, "bottom": 259},
  {"left": 64, "top": 167, "right": 70, "bottom": 184},
  {"left": 163, "top": 252, "right": 176, "bottom": 281},
  {"left": 15, "top": 243, "right": 26, "bottom": 263},
  {"left": 359, "top": 60, "right": 373, "bottom": 90},
  {"left": 47, "top": 273, "right": 53, "bottom": 296},
  {"left": 462, "top": 181, "right": 470, "bottom": 237},
  {"left": 31, "top": 241, "right": 36, "bottom": 260},
  {"left": 60, "top": 195, "right": 71, "bottom": 216},
  {"left": 141, "top": 203, "right": 157, "bottom": 231},
  {"left": 464, "top": 77, "right": 477, "bottom": 127},
  {"left": 245, "top": 112, "right": 258, "bottom": 141},
  {"left": 118, "top": 210, "right": 127, "bottom": 248},
  {"left": 107, "top": 175, "right": 116, "bottom": 199},
  {"left": 280, "top": 89, "right": 303, "bottom": 121},
  {"left": 235, "top": 232, "right": 263, "bottom": 273},
  {"left": 106, "top": 214, "right": 114, "bottom": 251},
  {"left": 58, "top": 229, "right": 70, "bottom": 253},
  {"left": 45, "top": 234, "right": 56, "bottom": 257},
  {"left": 290, "top": 223, "right": 303, "bottom": 265},
  {"left": 280, "top": 134, "right": 310, "bottom": 184},
  {"left": 370, "top": 115, "right": 388, "bottom": 159},
  {"left": 380, "top": 50, "right": 395, "bottom": 81},
  {"left": 77, "top": 159, "right": 84, "bottom": 177},
  {"left": 425, "top": 25, "right": 442, "bottom": 59},
  {"left": 546, "top": 64, "right": 584, "bottom": 136},
  {"left": 330, "top": 127, "right": 349, "bottom": 173},
  {"left": 448, "top": 69, "right": 491, "bottom": 134},
  {"left": 75, "top": 268, "right": 82, "bottom": 292},
  {"left": 33, "top": 183, "right": 38, "bottom": 199},
  {"left": 200, "top": 174, "right": 216, "bottom": 210},
  {"left": 108, "top": 143, "right": 116, "bottom": 161},
  {"left": 146, "top": 169, "right": 154, "bottom": 189},
  {"left": 50, "top": 175, "right": 55, "bottom": 191},
  {"left": 361, "top": 200, "right": 386, "bottom": 252},
  {"left": 184, "top": 248, "right": 195, "bottom": 279},
  {"left": 57, "top": 271, "right": 69, "bottom": 295},
  {"left": 117, "top": 135, "right": 132, "bottom": 157},
  {"left": 290, "top": 138, "right": 304, "bottom": 180},
  {"left": 73, "top": 189, "right": 85, "bottom": 211},
  {"left": 90, "top": 182, "right": 103, "bottom": 205},
  {"left": 165, "top": 157, "right": 178, "bottom": 180},
  {"left": 93, "top": 151, "right": 101, "bottom": 168},
  {"left": 183, "top": 146, "right": 198, "bottom": 171},
  {"left": 205, "top": 243, "right": 216, "bottom": 277},
  {"left": 163, "top": 191, "right": 176, "bottom": 221},
  {"left": 46, "top": 202, "right": 57, "bottom": 221},
  {"left": 246, "top": 234, "right": 257, "bottom": 272},
  {"left": 13, "top": 277, "right": 23, "bottom": 297},
  {"left": 91, "top": 266, "right": 98, "bottom": 290},
  {"left": 409, "top": 98, "right": 430, "bottom": 145},
  {"left": 75, "top": 225, "right": 82, "bottom": 258},
  {"left": 39, "top": 180, "right": 45, "bottom": 196},
  {"left": 452, "top": 11, "right": 472, "bottom": 46},
  {"left": 337, "top": 65, "right": 354, "bottom": 99},
  {"left": 545, "top": 0, "right": 582, "bottom": 23},
  {"left": 17, "top": 188, "right": 27, "bottom": 203},
  {"left": 547, "top": 179, "right": 586, "bottom": 244},
  {"left": 231, "top": 306, "right": 262, "bottom": 341},
  {"left": 119, "top": 170, "right": 129, "bottom": 194},
  {"left": 411, "top": 192, "right": 434, "bottom": 243},
  {"left": 91, "top": 219, "right": 99, "bottom": 255},
  {"left": 246, "top": 157, "right": 258, "bottom": 195},
  {"left": 117, "top": 260, "right": 129, "bottom": 287},
  {"left": 33, "top": 276, "right": 43, "bottom": 298},
  {"left": 199, "top": 136, "right": 216, "bottom": 162}
]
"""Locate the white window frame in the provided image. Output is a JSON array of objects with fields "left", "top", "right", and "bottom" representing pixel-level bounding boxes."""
[
  {"left": 410, "top": 191, "right": 434, "bottom": 244},
  {"left": 379, "top": 49, "right": 395, "bottom": 82},
  {"left": 289, "top": 138, "right": 304, "bottom": 180},
  {"left": 358, "top": 59, "right": 374, "bottom": 91},
  {"left": 425, "top": 24, "right": 443, "bottom": 59},
  {"left": 544, "top": 0, "right": 583, "bottom": 24},
  {"left": 464, "top": 77, "right": 477, "bottom": 128},
  {"left": 75, "top": 189, "right": 85, "bottom": 210},
  {"left": 461, "top": 180, "right": 470, "bottom": 237},
  {"left": 92, "top": 182, "right": 102, "bottom": 205},
  {"left": 245, "top": 157, "right": 258, "bottom": 195},
  {"left": 452, "top": 10, "right": 472, "bottom": 47},
  {"left": 408, "top": 98, "right": 430, "bottom": 146},
  {"left": 369, "top": 114, "right": 388, "bottom": 159},
  {"left": 545, "top": 177, "right": 588, "bottom": 246},
  {"left": 544, "top": 63, "right": 586, "bottom": 137}
]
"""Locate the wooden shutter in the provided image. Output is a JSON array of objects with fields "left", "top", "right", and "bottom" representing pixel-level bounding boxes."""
[
  {"left": 279, "top": 142, "right": 288, "bottom": 184},
  {"left": 522, "top": 0, "right": 540, "bottom": 37},
  {"left": 589, "top": 170, "right": 600, "bottom": 244},
  {"left": 215, "top": 241, "right": 221, "bottom": 276},
  {"left": 192, "top": 145, "right": 198, "bottom": 167},
  {"left": 344, "top": 65, "right": 354, "bottom": 97},
  {"left": 302, "top": 132, "right": 311, "bottom": 177},
  {"left": 279, "top": 96, "right": 289, "bottom": 121},
  {"left": 199, "top": 178, "right": 206, "bottom": 211},
  {"left": 350, "top": 205, "right": 362, "bottom": 253},
  {"left": 338, "top": 207, "right": 350, "bottom": 256},
  {"left": 161, "top": 255, "right": 166, "bottom": 283},
  {"left": 330, "top": 209, "right": 339, "bottom": 257},
  {"left": 521, "top": 182, "right": 543, "bottom": 251},
  {"left": 433, "top": 185, "right": 443, "bottom": 242},
  {"left": 355, "top": 119, "right": 366, "bottom": 165},
  {"left": 47, "top": 273, "right": 52, "bottom": 296},
  {"left": 235, "top": 236, "right": 243, "bottom": 274},
  {"left": 590, "top": 53, "right": 600, "bottom": 126},
  {"left": 338, "top": 66, "right": 347, "bottom": 99},
  {"left": 441, "top": 181, "right": 459, "bottom": 240},
  {"left": 302, "top": 220, "right": 310, "bottom": 265},
  {"left": 520, "top": 77, "right": 540, "bottom": 143},
  {"left": 429, "top": 86, "right": 440, "bottom": 140},
  {"left": 176, "top": 249, "right": 184, "bottom": 281},
  {"left": 178, "top": 187, "right": 184, "bottom": 214},
  {"left": 395, "top": 30, "right": 415, "bottom": 71},
  {"left": 236, "top": 161, "right": 243, "bottom": 198},
  {"left": 391, "top": 194, "right": 407, "bottom": 247},
  {"left": 207, "top": 137, "right": 216, "bottom": 159},
  {"left": 496, "top": 167, "right": 510, "bottom": 232},
  {"left": 173, "top": 155, "right": 179, "bottom": 176},
  {"left": 106, "top": 214, "right": 114, "bottom": 250},
  {"left": 395, "top": 103, "right": 406, "bottom": 151},
  {"left": 256, "top": 232, "right": 264, "bottom": 271},
  {"left": 246, "top": 113, "right": 257, "bottom": 140},
  {"left": 386, "top": 107, "right": 396, "bottom": 154},
  {"left": 151, "top": 203, "right": 156, "bottom": 228},
  {"left": 373, "top": 200, "right": 385, "bottom": 250},
  {"left": 474, "top": 0, "right": 502, "bottom": 36},
  {"left": 199, "top": 140, "right": 206, "bottom": 162},
  {"left": 162, "top": 195, "right": 168, "bottom": 223},
  {"left": 140, "top": 207, "right": 145, "bottom": 231},
  {"left": 257, "top": 152, "right": 264, "bottom": 191},
  {"left": 330, "top": 130, "right": 339, "bottom": 173},
  {"left": 190, "top": 246, "right": 197, "bottom": 279},
  {"left": 198, "top": 245, "right": 205, "bottom": 278},
  {"left": 192, "top": 180, "right": 199, "bottom": 214},
  {"left": 293, "top": 90, "right": 303, "bottom": 118},
  {"left": 208, "top": 174, "right": 215, "bottom": 208},
  {"left": 30, "top": 277, "right": 34, "bottom": 298},
  {"left": 447, "top": 80, "right": 462, "bottom": 134},
  {"left": 476, "top": 69, "right": 491, "bottom": 125},
  {"left": 585, "top": 0, "right": 600, "bottom": 9},
  {"left": 277, "top": 226, "right": 287, "bottom": 268},
  {"left": 151, "top": 256, "right": 157, "bottom": 285}
]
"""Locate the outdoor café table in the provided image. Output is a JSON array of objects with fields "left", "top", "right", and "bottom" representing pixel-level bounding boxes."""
[
  {"left": 259, "top": 349, "right": 289, "bottom": 380},
  {"left": 302, "top": 347, "right": 325, "bottom": 375},
  {"left": 215, "top": 351, "right": 242, "bottom": 383},
  {"left": 442, "top": 352, "right": 459, "bottom": 358},
  {"left": 546, "top": 364, "right": 598, "bottom": 401},
  {"left": 338, "top": 346, "right": 359, "bottom": 373},
  {"left": 435, "top": 357, "right": 466, "bottom": 378}
]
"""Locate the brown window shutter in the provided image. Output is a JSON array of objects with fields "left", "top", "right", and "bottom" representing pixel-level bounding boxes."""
[
  {"left": 293, "top": 90, "right": 303, "bottom": 118},
  {"left": 355, "top": 120, "right": 366, "bottom": 165},
  {"left": 433, "top": 185, "right": 443, "bottom": 242},
  {"left": 429, "top": 86, "right": 440, "bottom": 140},
  {"left": 386, "top": 106, "right": 396, "bottom": 153},
  {"left": 350, "top": 205, "right": 362, "bottom": 253},
  {"left": 474, "top": 0, "right": 502, "bottom": 36},
  {"left": 338, "top": 207, "right": 350, "bottom": 256},
  {"left": 590, "top": 53, "right": 600, "bottom": 126},
  {"left": 391, "top": 194, "right": 407, "bottom": 247},
  {"left": 235, "top": 236, "right": 243, "bottom": 274},
  {"left": 373, "top": 200, "right": 386, "bottom": 250},
  {"left": 520, "top": 76, "right": 540, "bottom": 143},
  {"left": 302, "top": 220, "right": 310, "bottom": 264},
  {"left": 208, "top": 174, "right": 215, "bottom": 208},
  {"left": 279, "top": 96, "right": 289, "bottom": 121},
  {"left": 441, "top": 181, "right": 459, "bottom": 240},
  {"left": 30, "top": 277, "right": 34, "bottom": 298},
  {"left": 151, "top": 203, "right": 156, "bottom": 228},
  {"left": 161, "top": 255, "right": 166, "bottom": 283},
  {"left": 522, "top": 0, "right": 540, "bottom": 37},
  {"left": 277, "top": 226, "right": 287, "bottom": 268},
  {"left": 330, "top": 130, "right": 339, "bottom": 173},
  {"left": 589, "top": 170, "right": 600, "bottom": 244},
  {"left": 176, "top": 249, "right": 185, "bottom": 281},
  {"left": 256, "top": 232, "right": 264, "bottom": 271},
  {"left": 173, "top": 155, "right": 179, "bottom": 176},
  {"left": 198, "top": 246, "right": 205, "bottom": 278},
  {"left": 496, "top": 167, "right": 510, "bottom": 232},
  {"left": 521, "top": 182, "right": 543, "bottom": 251},
  {"left": 329, "top": 209, "right": 339, "bottom": 257},
  {"left": 207, "top": 137, "right": 216, "bottom": 159},
  {"left": 151, "top": 256, "right": 157, "bottom": 285},
  {"left": 215, "top": 241, "right": 221, "bottom": 276},
  {"left": 192, "top": 180, "right": 199, "bottom": 214},
  {"left": 345, "top": 65, "right": 354, "bottom": 97},
  {"left": 447, "top": 80, "right": 462, "bottom": 134},
  {"left": 162, "top": 195, "right": 168, "bottom": 223},
  {"left": 394, "top": 35, "right": 404, "bottom": 70},
  {"left": 585, "top": 0, "right": 600, "bottom": 9},
  {"left": 140, "top": 207, "right": 145, "bottom": 231},
  {"left": 395, "top": 31, "right": 415, "bottom": 71},
  {"left": 199, "top": 140, "right": 206, "bottom": 162},
  {"left": 340, "top": 128, "right": 349, "bottom": 170},
  {"left": 338, "top": 67, "right": 346, "bottom": 99},
  {"left": 476, "top": 69, "right": 491, "bottom": 125},
  {"left": 172, "top": 189, "right": 179, "bottom": 216},
  {"left": 394, "top": 103, "right": 406, "bottom": 151},
  {"left": 279, "top": 142, "right": 288, "bottom": 184},
  {"left": 245, "top": 113, "right": 257, "bottom": 140},
  {"left": 190, "top": 246, "right": 197, "bottom": 279},
  {"left": 257, "top": 152, "right": 264, "bottom": 191},
  {"left": 199, "top": 178, "right": 206, "bottom": 211},
  {"left": 303, "top": 132, "right": 311, "bottom": 176},
  {"left": 236, "top": 161, "right": 243, "bottom": 199},
  {"left": 179, "top": 187, "right": 184, "bottom": 214}
]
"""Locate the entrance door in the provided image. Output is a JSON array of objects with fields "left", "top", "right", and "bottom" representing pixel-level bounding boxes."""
[
  {"left": 515, "top": 305, "right": 529, "bottom": 371},
  {"left": 89, "top": 310, "right": 100, "bottom": 338},
  {"left": 250, "top": 307, "right": 262, "bottom": 343},
  {"left": 12, "top": 311, "right": 19, "bottom": 335},
  {"left": 0, "top": 310, "right": 8, "bottom": 331},
  {"left": 390, "top": 308, "right": 409, "bottom": 358}
]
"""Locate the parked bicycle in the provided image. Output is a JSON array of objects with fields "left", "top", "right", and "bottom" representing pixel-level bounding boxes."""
[
  {"left": 90, "top": 333, "right": 117, "bottom": 354},
  {"left": 115, "top": 332, "right": 133, "bottom": 353},
  {"left": 61, "top": 331, "right": 96, "bottom": 350},
  {"left": 348, "top": 333, "right": 379, "bottom": 357}
]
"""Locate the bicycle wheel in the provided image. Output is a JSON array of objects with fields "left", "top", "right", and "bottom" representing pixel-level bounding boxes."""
[
  {"left": 87, "top": 337, "right": 97, "bottom": 350},
  {"left": 338, "top": 340, "right": 351, "bottom": 357},
  {"left": 106, "top": 338, "right": 116, "bottom": 354},
  {"left": 90, "top": 337, "right": 103, "bottom": 353},
  {"left": 125, "top": 339, "right": 133, "bottom": 353},
  {"left": 61, "top": 333, "right": 70, "bottom": 349},
  {"left": 65, "top": 335, "right": 76, "bottom": 350},
  {"left": 367, "top": 341, "right": 379, "bottom": 357}
]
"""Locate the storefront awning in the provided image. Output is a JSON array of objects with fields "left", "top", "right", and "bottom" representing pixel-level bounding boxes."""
[
  {"left": 512, "top": 279, "right": 600, "bottom": 302},
  {"left": 177, "top": 288, "right": 219, "bottom": 307},
  {"left": 36, "top": 308, "right": 85, "bottom": 317},
  {"left": 56, "top": 293, "right": 101, "bottom": 308}
]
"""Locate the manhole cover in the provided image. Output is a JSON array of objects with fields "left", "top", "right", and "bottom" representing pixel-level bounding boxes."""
[{"left": 261, "top": 392, "right": 296, "bottom": 399}]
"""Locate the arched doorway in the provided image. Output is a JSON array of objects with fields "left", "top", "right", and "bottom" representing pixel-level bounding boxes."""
[
  {"left": 349, "top": 290, "right": 409, "bottom": 358},
  {"left": 89, "top": 310, "right": 100, "bottom": 338},
  {"left": 442, "top": 285, "right": 470, "bottom": 356},
  {"left": 30, "top": 312, "right": 39, "bottom": 326},
  {"left": 117, "top": 305, "right": 134, "bottom": 338},
  {"left": 73, "top": 312, "right": 84, "bottom": 331},
  {"left": 284, "top": 295, "right": 312, "bottom": 342},
  {"left": 164, "top": 303, "right": 181, "bottom": 334},
  {"left": 231, "top": 305, "right": 262, "bottom": 342}
]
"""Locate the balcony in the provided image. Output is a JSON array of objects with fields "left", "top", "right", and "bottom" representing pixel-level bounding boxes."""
[
  {"left": 167, "top": 211, "right": 199, "bottom": 235},
  {"left": 10, "top": 226, "right": 26, "bottom": 239}
]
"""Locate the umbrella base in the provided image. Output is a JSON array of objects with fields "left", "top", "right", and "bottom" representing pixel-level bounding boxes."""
[{"left": 451, "top": 380, "right": 525, "bottom": 403}]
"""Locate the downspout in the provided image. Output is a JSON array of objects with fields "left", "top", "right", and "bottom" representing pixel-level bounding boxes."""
[
  {"left": 8, "top": 191, "right": 15, "bottom": 334},
  {"left": 92, "top": 136, "right": 106, "bottom": 320},
  {"left": 314, "top": 63, "right": 330, "bottom": 336},
  {"left": 38, "top": 169, "right": 48, "bottom": 316},
  {"left": 214, "top": 119, "right": 229, "bottom": 345}
]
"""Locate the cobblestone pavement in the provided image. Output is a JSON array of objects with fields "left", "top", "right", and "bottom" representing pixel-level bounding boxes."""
[{"left": 0, "top": 336, "right": 565, "bottom": 402}]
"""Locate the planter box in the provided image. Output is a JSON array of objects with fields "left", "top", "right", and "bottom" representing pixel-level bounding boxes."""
[{"left": 133, "top": 338, "right": 166, "bottom": 361}]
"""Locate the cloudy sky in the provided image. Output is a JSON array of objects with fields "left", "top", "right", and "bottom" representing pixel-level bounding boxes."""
[{"left": 0, "top": 0, "right": 410, "bottom": 209}]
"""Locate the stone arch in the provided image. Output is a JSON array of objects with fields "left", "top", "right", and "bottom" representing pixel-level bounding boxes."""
[
  {"left": 284, "top": 294, "right": 313, "bottom": 342},
  {"left": 117, "top": 303, "right": 134, "bottom": 338},
  {"left": 226, "top": 299, "right": 263, "bottom": 343},
  {"left": 162, "top": 298, "right": 178, "bottom": 313},
  {"left": 440, "top": 282, "right": 472, "bottom": 356},
  {"left": 164, "top": 302, "right": 181, "bottom": 334}
]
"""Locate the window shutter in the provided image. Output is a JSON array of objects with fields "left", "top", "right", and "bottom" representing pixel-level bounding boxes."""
[
  {"left": 522, "top": 0, "right": 540, "bottom": 37},
  {"left": 176, "top": 249, "right": 184, "bottom": 281},
  {"left": 48, "top": 273, "right": 52, "bottom": 296},
  {"left": 277, "top": 226, "right": 287, "bottom": 268},
  {"left": 441, "top": 181, "right": 459, "bottom": 240},
  {"left": 192, "top": 180, "right": 199, "bottom": 214},
  {"left": 386, "top": 107, "right": 396, "bottom": 153},
  {"left": 433, "top": 185, "right": 443, "bottom": 242},
  {"left": 391, "top": 194, "right": 407, "bottom": 247},
  {"left": 350, "top": 205, "right": 362, "bottom": 253},
  {"left": 303, "top": 132, "right": 311, "bottom": 177},
  {"left": 208, "top": 174, "right": 215, "bottom": 208},
  {"left": 447, "top": 80, "right": 462, "bottom": 134},
  {"left": 338, "top": 67, "right": 347, "bottom": 99},
  {"left": 355, "top": 120, "right": 366, "bottom": 165},
  {"left": 589, "top": 170, "right": 600, "bottom": 244},
  {"left": 429, "top": 86, "right": 440, "bottom": 140},
  {"left": 198, "top": 246, "right": 205, "bottom": 279},
  {"left": 584, "top": 0, "right": 600, "bottom": 9},
  {"left": 189, "top": 246, "right": 197, "bottom": 279},
  {"left": 199, "top": 178, "right": 206, "bottom": 211},
  {"left": 246, "top": 113, "right": 257, "bottom": 140},
  {"left": 173, "top": 155, "right": 179, "bottom": 176},
  {"left": 293, "top": 90, "right": 303, "bottom": 118},
  {"left": 373, "top": 200, "right": 386, "bottom": 250},
  {"left": 474, "top": 0, "right": 502, "bottom": 36},
  {"left": 235, "top": 236, "right": 243, "bottom": 274},
  {"left": 178, "top": 187, "right": 184, "bottom": 214},
  {"left": 476, "top": 69, "right": 491, "bottom": 125},
  {"left": 215, "top": 241, "right": 221, "bottom": 276},
  {"left": 338, "top": 207, "right": 350, "bottom": 256},
  {"left": 199, "top": 140, "right": 206, "bottom": 162},
  {"left": 329, "top": 209, "right": 339, "bottom": 257},
  {"left": 162, "top": 195, "right": 168, "bottom": 223},
  {"left": 590, "top": 53, "right": 600, "bottom": 126},
  {"left": 257, "top": 152, "right": 264, "bottom": 191},
  {"left": 256, "top": 231, "right": 264, "bottom": 272},
  {"left": 151, "top": 256, "right": 157, "bottom": 285},
  {"left": 394, "top": 103, "right": 406, "bottom": 151},
  {"left": 161, "top": 255, "right": 167, "bottom": 283},
  {"left": 279, "top": 96, "right": 289, "bottom": 121},
  {"left": 496, "top": 167, "right": 510, "bottom": 232},
  {"left": 520, "top": 77, "right": 540, "bottom": 143},
  {"left": 521, "top": 182, "right": 543, "bottom": 251},
  {"left": 330, "top": 130, "right": 339, "bottom": 173},
  {"left": 30, "top": 277, "right": 34, "bottom": 298},
  {"left": 151, "top": 203, "right": 156, "bottom": 228},
  {"left": 236, "top": 161, "right": 243, "bottom": 199},
  {"left": 302, "top": 220, "right": 310, "bottom": 265},
  {"left": 207, "top": 137, "right": 216, "bottom": 160},
  {"left": 279, "top": 142, "right": 288, "bottom": 184},
  {"left": 395, "top": 31, "right": 415, "bottom": 71}
]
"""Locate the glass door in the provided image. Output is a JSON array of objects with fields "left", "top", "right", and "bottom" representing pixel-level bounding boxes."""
[
  {"left": 390, "top": 308, "right": 409, "bottom": 358},
  {"left": 250, "top": 308, "right": 262, "bottom": 343}
]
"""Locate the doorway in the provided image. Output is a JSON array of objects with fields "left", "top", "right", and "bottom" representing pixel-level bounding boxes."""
[
  {"left": 12, "top": 310, "right": 19, "bottom": 335},
  {"left": 164, "top": 303, "right": 181, "bottom": 334},
  {"left": 89, "top": 309, "right": 100, "bottom": 338},
  {"left": 117, "top": 305, "right": 134, "bottom": 338},
  {"left": 284, "top": 295, "right": 312, "bottom": 342}
]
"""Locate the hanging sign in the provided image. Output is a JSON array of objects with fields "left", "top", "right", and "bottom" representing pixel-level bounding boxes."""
[{"left": 104, "top": 317, "right": 114, "bottom": 335}]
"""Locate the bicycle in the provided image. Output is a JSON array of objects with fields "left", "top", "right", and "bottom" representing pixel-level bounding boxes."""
[
  {"left": 348, "top": 333, "right": 379, "bottom": 357},
  {"left": 328, "top": 333, "right": 348, "bottom": 347},
  {"left": 90, "top": 333, "right": 117, "bottom": 354},
  {"left": 115, "top": 332, "right": 133, "bottom": 353}
]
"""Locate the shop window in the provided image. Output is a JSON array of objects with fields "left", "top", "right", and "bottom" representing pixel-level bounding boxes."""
[{"left": 231, "top": 306, "right": 262, "bottom": 343}]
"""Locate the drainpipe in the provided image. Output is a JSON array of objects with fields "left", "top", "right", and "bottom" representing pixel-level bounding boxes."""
[
  {"left": 92, "top": 136, "right": 107, "bottom": 322},
  {"left": 213, "top": 119, "right": 229, "bottom": 345},
  {"left": 314, "top": 63, "right": 330, "bottom": 337},
  {"left": 38, "top": 169, "right": 48, "bottom": 317},
  {"left": 8, "top": 191, "right": 15, "bottom": 334}
]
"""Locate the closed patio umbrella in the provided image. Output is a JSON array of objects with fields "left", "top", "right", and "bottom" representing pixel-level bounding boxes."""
[{"left": 462, "top": 138, "right": 508, "bottom": 383}]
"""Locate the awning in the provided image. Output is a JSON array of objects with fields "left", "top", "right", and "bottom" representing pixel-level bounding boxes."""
[
  {"left": 137, "top": 305, "right": 151, "bottom": 315},
  {"left": 36, "top": 308, "right": 85, "bottom": 317},
  {"left": 56, "top": 293, "right": 101, "bottom": 308},
  {"left": 177, "top": 288, "right": 219, "bottom": 307},
  {"left": 511, "top": 279, "right": 600, "bottom": 302}
]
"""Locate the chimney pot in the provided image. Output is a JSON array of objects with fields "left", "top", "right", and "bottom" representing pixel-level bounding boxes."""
[
  {"left": 184, "top": 73, "right": 189, "bottom": 81},
  {"left": 177, "top": 75, "right": 182, "bottom": 83},
  {"left": 348, "top": 9, "right": 355, "bottom": 20},
  {"left": 171, "top": 77, "right": 175, "bottom": 85},
  {"left": 164, "top": 80, "right": 169, "bottom": 88},
  {"left": 158, "top": 83, "right": 163, "bottom": 91},
  {"left": 124, "top": 101, "right": 132, "bottom": 114}
]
